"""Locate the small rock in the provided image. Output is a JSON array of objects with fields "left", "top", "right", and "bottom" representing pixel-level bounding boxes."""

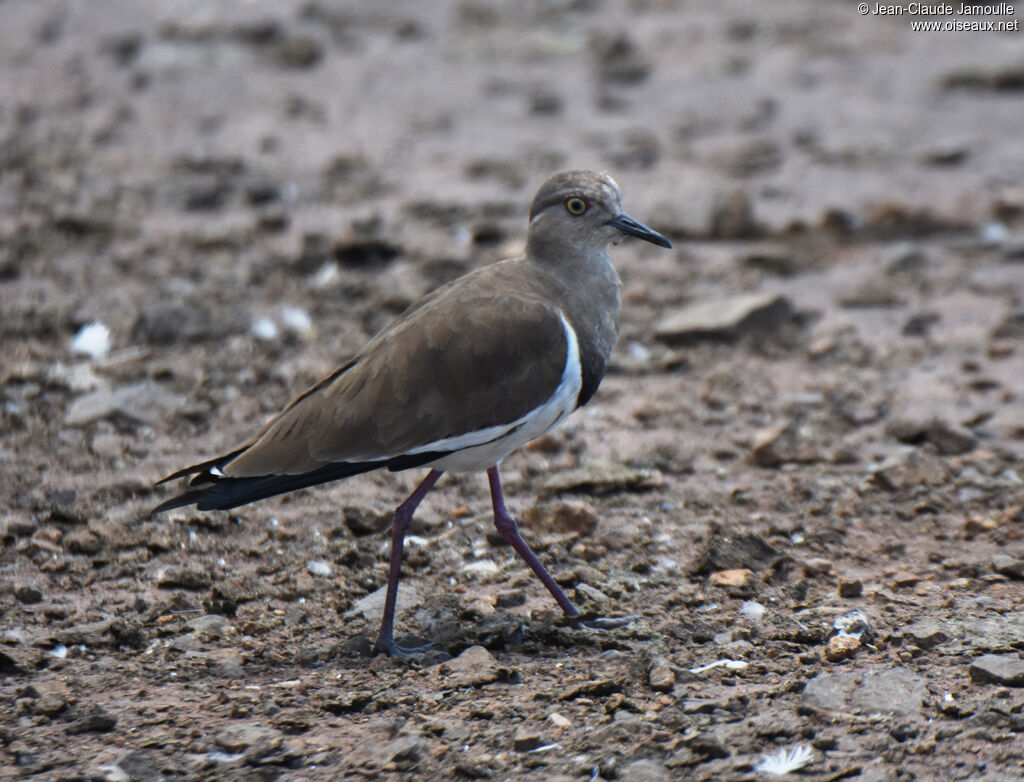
[
  {"left": 655, "top": 293, "right": 792, "bottom": 345},
  {"left": 523, "top": 500, "right": 599, "bottom": 536},
  {"left": 903, "top": 619, "right": 949, "bottom": 649},
  {"left": 871, "top": 448, "right": 947, "bottom": 492},
  {"left": 547, "top": 711, "right": 572, "bottom": 728},
  {"left": 838, "top": 280, "right": 906, "bottom": 308},
  {"left": 837, "top": 577, "right": 863, "bottom": 598},
  {"left": 591, "top": 32, "right": 650, "bottom": 85},
  {"left": 267, "top": 34, "right": 323, "bottom": 69},
  {"left": 574, "top": 582, "right": 612, "bottom": 610},
  {"left": 342, "top": 504, "right": 392, "bottom": 536},
  {"left": 215, "top": 724, "right": 283, "bottom": 759},
  {"left": 375, "top": 736, "right": 427, "bottom": 770},
  {"left": 494, "top": 589, "right": 526, "bottom": 608},
  {"left": 184, "top": 614, "right": 229, "bottom": 637},
  {"left": 25, "top": 680, "right": 72, "bottom": 716},
  {"left": 823, "top": 634, "right": 861, "bottom": 662},
  {"left": 307, "top": 560, "right": 333, "bottom": 577},
  {"left": 64, "top": 527, "right": 102, "bottom": 554},
  {"left": 992, "top": 554, "right": 1024, "bottom": 580},
  {"left": 66, "top": 381, "right": 185, "bottom": 427},
  {"left": 437, "top": 645, "right": 508, "bottom": 688},
  {"left": 890, "top": 571, "right": 920, "bottom": 588},
  {"left": 154, "top": 564, "right": 212, "bottom": 590},
  {"left": 803, "top": 667, "right": 926, "bottom": 717},
  {"left": 968, "top": 654, "right": 1024, "bottom": 686},
  {"left": 648, "top": 658, "right": 676, "bottom": 691},
  {"left": 992, "top": 310, "right": 1024, "bottom": 340},
  {"left": 833, "top": 610, "right": 875, "bottom": 643},
  {"left": 751, "top": 420, "right": 821, "bottom": 467},
  {"left": 620, "top": 757, "right": 670, "bottom": 782},
  {"left": 349, "top": 584, "right": 422, "bottom": 622},
  {"left": 542, "top": 461, "right": 664, "bottom": 495},
  {"left": 512, "top": 724, "right": 547, "bottom": 752},
  {"left": 711, "top": 188, "right": 759, "bottom": 239},
  {"left": 66, "top": 705, "right": 118, "bottom": 734},
  {"left": 886, "top": 416, "right": 976, "bottom": 455},
  {"left": 709, "top": 568, "right": 755, "bottom": 589},
  {"left": 14, "top": 584, "right": 43, "bottom": 604}
]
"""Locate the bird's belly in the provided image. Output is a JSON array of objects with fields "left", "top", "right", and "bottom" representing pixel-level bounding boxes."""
[{"left": 427, "top": 384, "right": 577, "bottom": 472}]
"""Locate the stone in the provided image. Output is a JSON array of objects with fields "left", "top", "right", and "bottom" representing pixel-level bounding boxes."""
[
  {"left": 823, "top": 634, "right": 861, "bottom": 662},
  {"left": 654, "top": 293, "right": 792, "bottom": 345},
  {"left": 522, "top": 500, "right": 599, "bottom": 536},
  {"left": 903, "top": 619, "right": 949, "bottom": 649},
  {"left": 837, "top": 578, "right": 863, "bottom": 598},
  {"left": 648, "top": 658, "right": 676, "bottom": 691},
  {"left": 349, "top": 584, "right": 422, "bottom": 621},
  {"left": 213, "top": 724, "right": 283, "bottom": 757},
  {"left": 620, "top": 757, "right": 670, "bottom": 782},
  {"left": 512, "top": 724, "right": 547, "bottom": 752},
  {"left": 886, "top": 416, "right": 976, "bottom": 455},
  {"left": 436, "top": 645, "right": 509, "bottom": 688},
  {"left": 992, "top": 554, "right": 1024, "bottom": 580},
  {"left": 803, "top": 667, "right": 926, "bottom": 717},
  {"left": 709, "top": 569, "right": 755, "bottom": 589},
  {"left": 542, "top": 461, "right": 664, "bottom": 495},
  {"left": 184, "top": 614, "right": 230, "bottom": 637},
  {"left": 870, "top": 448, "right": 946, "bottom": 492},
  {"left": 66, "top": 381, "right": 185, "bottom": 427},
  {"left": 968, "top": 654, "right": 1024, "bottom": 686},
  {"left": 66, "top": 705, "right": 118, "bottom": 734},
  {"left": 14, "top": 584, "right": 43, "bottom": 604},
  {"left": 751, "top": 421, "right": 821, "bottom": 467}
]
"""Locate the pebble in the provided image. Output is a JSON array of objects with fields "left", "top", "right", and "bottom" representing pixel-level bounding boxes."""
[
  {"left": 648, "top": 657, "right": 676, "bottom": 691},
  {"left": 837, "top": 577, "right": 863, "bottom": 598},
  {"left": 991, "top": 554, "right": 1024, "bottom": 580},
  {"left": 903, "top": 619, "right": 949, "bottom": 649},
  {"left": 751, "top": 420, "right": 821, "bottom": 467},
  {"left": 709, "top": 568, "right": 755, "bottom": 589},
  {"left": 523, "top": 500, "right": 599, "bottom": 536},
  {"left": 870, "top": 448, "right": 947, "bottom": 492},
  {"left": 620, "top": 758, "right": 670, "bottom": 782},
  {"left": 823, "top": 634, "right": 861, "bottom": 662},
  {"left": 348, "top": 584, "right": 422, "bottom": 621},
  {"left": 184, "top": 614, "right": 229, "bottom": 637},
  {"left": 654, "top": 293, "right": 792, "bottom": 345},
  {"left": 213, "top": 724, "right": 283, "bottom": 757},
  {"left": 306, "top": 560, "right": 333, "bottom": 577},
  {"left": 803, "top": 667, "right": 926, "bottom": 717},
  {"left": 886, "top": 416, "right": 977, "bottom": 455},
  {"left": 66, "top": 381, "right": 184, "bottom": 427},
  {"left": 14, "top": 584, "right": 43, "bottom": 604},
  {"left": 542, "top": 461, "right": 664, "bottom": 495},
  {"left": 65, "top": 705, "right": 118, "bottom": 734},
  {"left": 436, "top": 645, "right": 509, "bottom": 688},
  {"left": 512, "top": 724, "right": 547, "bottom": 752},
  {"left": 968, "top": 654, "right": 1024, "bottom": 687}
]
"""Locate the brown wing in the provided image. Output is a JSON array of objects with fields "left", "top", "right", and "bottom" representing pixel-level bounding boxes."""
[{"left": 222, "top": 268, "right": 569, "bottom": 477}]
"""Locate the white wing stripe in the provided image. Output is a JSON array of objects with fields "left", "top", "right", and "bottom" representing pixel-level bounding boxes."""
[{"left": 403, "top": 312, "right": 582, "bottom": 460}]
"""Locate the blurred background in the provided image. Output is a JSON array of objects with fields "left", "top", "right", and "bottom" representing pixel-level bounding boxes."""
[{"left": 2, "top": 1, "right": 1023, "bottom": 779}]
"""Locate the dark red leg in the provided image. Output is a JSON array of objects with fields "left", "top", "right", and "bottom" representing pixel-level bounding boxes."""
[
  {"left": 373, "top": 469, "right": 443, "bottom": 656},
  {"left": 486, "top": 466, "right": 579, "bottom": 618}
]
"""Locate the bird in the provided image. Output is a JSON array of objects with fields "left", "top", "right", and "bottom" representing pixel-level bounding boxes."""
[{"left": 153, "top": 170, "right": 672, "bottom": 655}]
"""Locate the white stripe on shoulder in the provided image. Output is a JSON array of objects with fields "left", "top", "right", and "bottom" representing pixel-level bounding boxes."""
[{"left": 405, "top": 312, "right": 583, "bottom": 471}]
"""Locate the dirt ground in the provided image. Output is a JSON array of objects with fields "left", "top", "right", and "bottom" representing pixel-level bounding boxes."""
[{"left": 2, "top": 1, "right": 1023, "bottom": 780}]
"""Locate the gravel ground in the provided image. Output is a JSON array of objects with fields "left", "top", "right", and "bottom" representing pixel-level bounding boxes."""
[{"left": 2, "top": 1, "right": 1023, "bottom": 780}]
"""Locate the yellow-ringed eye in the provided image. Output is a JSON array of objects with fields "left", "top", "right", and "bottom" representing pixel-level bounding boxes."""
[{"left": 564, "top": 197, "right": 588, "bottom": 216}]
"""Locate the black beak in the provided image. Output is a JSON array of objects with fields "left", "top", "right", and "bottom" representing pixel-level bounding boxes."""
[{"left": 606, "top": 212, "right": 672, "bottom": 248}]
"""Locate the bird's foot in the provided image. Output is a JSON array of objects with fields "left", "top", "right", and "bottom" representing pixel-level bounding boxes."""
[
  {"left": 373, "top": 634, "right": 434, "bottom": 657},
  {"left": 566, "top": 614, "right": 637, "bottom": 631}
]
